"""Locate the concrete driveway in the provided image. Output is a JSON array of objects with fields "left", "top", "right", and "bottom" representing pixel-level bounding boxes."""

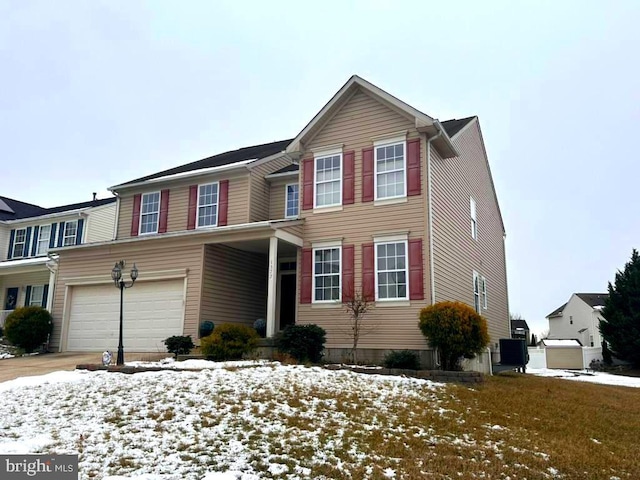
[{"left": 0, "top": 352, "right": 168, "bottom": 383}]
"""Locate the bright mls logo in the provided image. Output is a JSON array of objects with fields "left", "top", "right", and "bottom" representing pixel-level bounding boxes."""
[{"left": 1, "top": 455, "right": 78, "bottom": 479}]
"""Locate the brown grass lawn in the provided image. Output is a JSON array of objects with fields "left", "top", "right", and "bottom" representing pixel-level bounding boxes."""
[{"left": 426, "top": 372, "right": 640, "bottom": 479}]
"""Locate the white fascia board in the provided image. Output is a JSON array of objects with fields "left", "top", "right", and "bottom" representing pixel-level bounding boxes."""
[
  {"left": 109, "top": 159, "right": 255, "bottom": 192},
  {"left": 0, "top": 208, "right": 89, "bottom": 225},
  {"left": 0, "top": 257, "right": 49, "bottom": 269}
]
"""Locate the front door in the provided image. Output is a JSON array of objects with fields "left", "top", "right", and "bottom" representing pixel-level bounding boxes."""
[
  {"left": 279, "top": 273, "right": 296, "bottom": 330},
  {"left": 4, "top": 288, "right": 18, "bottom": 310}
]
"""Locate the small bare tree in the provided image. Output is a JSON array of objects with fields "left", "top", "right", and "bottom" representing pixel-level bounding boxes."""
[{"left": 341, "top": 290, "right": 375, "bottom": 364}]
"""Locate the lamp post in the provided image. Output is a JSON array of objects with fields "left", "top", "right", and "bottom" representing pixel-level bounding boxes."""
[{"left": 111, "top": 260, "right": 139, "bottom": 366}]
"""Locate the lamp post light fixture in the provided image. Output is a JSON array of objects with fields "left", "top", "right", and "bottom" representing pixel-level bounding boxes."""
[{"left": 111, "top": 260, "right": 139, "bottom": 365}]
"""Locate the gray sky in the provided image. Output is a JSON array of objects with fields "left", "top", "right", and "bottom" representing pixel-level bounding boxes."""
[{"left": 2, "top": 0, "right": 639, "bottom": 335}]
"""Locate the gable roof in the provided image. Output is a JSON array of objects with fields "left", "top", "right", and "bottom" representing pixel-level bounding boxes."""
[
  {"left": 440, "top": 117, "right": 476, "bottom": 138},
  {"left": 286, "top": 75, "right": 458, "bottom": 159},
  {"left": 510, "top": 319, "right": 530, "bottom": 331},
  {"left": 546, "top": 302, "right": 567, "bottom": 318},
  {"left": 576, "top": 293, "right": 609, "bottom": 308},
  {"left": 0, "top": 196, "right": 116, "bottom": 222},
  {"left": 114, "top": 139, "right": 292, "bottom": 189}
]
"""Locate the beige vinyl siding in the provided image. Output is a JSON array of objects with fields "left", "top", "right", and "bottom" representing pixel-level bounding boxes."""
[
  {"left": 0, "top": 271, "right": 50, "bottom": 308},
  {"left": 200, "top": 245, "right": 267, "bottom": 333},
  {"left": 269, "top": 180, "right": 289, "bottom": 220},
  {"left": 50, "top": 240, "right": 205, "bottom": 350},
  {"left": 116, "top": 174, "right": 251, "bottom": 240},
  {"left": 430, "top": 121, "right": 510, "bottom": 343},
  {"left": 297, "top": 88, "right": 431, "bottom": 350},
  {"left": 249, "top": 158, "right": 292, "bottom": 223},
  {"left": 546, "top": 347, "right": 583, "bottom": 369},
  {"left": 85, "top": 204, "right": 116, "bottom": 243},
  {"left": 0, "top": 228, "right": 10, "bottom": 261},
  {"left": 278, "top": 223, "right": 304, "bottom": 239}
]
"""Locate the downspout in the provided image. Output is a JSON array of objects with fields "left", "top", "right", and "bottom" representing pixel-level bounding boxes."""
[
  {"left": 427, "top": 124, "right": 443, "bottom": 305},
  {"left": 112, "top": 192, "right": 120, "bottom": 240}
]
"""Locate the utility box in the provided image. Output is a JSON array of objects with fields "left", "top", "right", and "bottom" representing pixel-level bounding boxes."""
[{"left": 498, "top": 338, "right": 529, "bottom": 372}]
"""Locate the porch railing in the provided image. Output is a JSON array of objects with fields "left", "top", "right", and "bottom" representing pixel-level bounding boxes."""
[{"left": 0, "top": 310, "right": 13, "bottom": 329}]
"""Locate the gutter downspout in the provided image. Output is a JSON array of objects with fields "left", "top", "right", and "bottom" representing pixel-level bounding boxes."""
[
  {"left": 427, "top": 124, "right": 443, "bottom": 305},
  {"left": 112, "top": 193, "right": 120, "bottom": 240}
]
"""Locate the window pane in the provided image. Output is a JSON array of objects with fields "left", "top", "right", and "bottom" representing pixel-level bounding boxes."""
[
  {"left": 376, "top": 142, "right": 405, "bottom": 199},
  {"left": 314, "top": 247, "right": 340, "bottom": 301},
  {"left": 376, "top": 241, "right": 408, "bottom": 300}
]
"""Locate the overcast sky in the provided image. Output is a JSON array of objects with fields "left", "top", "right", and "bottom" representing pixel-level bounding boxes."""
[{"left": 2, "top": 1, "right": 639, "bottom": 335}]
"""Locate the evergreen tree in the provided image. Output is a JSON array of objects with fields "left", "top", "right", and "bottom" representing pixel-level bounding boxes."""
[
  {"left": 530, "top": 333, "right": 537, "bottom": 346},
  {"left": 600, "top": 249, "right": 640, "bottom": 367}
]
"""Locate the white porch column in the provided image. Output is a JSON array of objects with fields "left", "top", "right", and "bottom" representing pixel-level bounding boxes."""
[
  {"left": 46, "top": 261, "right": 57, "bottom": 312},
  {"left": 266, "top": 236, "right": 278, "bottom": 338}
]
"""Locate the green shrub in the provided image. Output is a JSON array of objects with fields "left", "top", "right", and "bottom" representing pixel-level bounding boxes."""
[
  {"left": 274, "top": 324, "right": 326, "bottom": 363},
  {"left": 200, "top": 323, "right": 259, "bottom": 361},
  {"left": 383, "top": 350, "right": 421, "bottom": 370},
  {"left": 418, "top": 301, "right": 490, "bottom": 371},
  {"left": 4, "top": 307, "right": 53, "bottom": 353},
  {"left": 163, "top": 335, "right": 195, "bottom": 359}
]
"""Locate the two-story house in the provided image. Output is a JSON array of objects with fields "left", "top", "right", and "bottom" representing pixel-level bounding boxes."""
[
  {"left": 49, "top": 76, "right": 510, "bottom": 365},
  {"left": 546, "top": 293, "right": 608, "bottom": 347},
  {"left": 0, "top": 195, "right": 116, "bottom": 328}
]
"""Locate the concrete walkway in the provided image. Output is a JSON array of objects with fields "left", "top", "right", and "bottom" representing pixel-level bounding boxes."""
[{"left": 0, "top": 352, "right": 168, "bottom": 383}]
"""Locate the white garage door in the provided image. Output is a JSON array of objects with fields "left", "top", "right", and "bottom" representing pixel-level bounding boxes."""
[{"left": 66, "top": 279, "right": 185, "bottom": 352}]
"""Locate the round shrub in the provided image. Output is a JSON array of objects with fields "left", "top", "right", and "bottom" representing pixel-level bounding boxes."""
[
  {"left": 4, "top": 306, "right": 53, "bottom": 353},
  {"left": 274, "top": 324, "right": 326, "bottom": 363},
  {"left": 418, "top": 301, "right": 489, "bottom": 371},
  {"left": 383, "top": 350, "right": 421, "bottom": 370},
  {"left": 200, "top": 323, "right": 259, "bottom": 361},
  {"left": 253, "top": 318, "right": 266, "bottom": 338},
  {"left": 163, "top": 335, "right": 195, "bottom": 359}
]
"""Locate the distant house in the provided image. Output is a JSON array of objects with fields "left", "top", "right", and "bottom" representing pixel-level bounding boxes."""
[
  {"left": 546, "top": 293, "right": 608, "bottom": 347},
  {"left": 510, "top": 318, "right": 530, "bottom": 342}
]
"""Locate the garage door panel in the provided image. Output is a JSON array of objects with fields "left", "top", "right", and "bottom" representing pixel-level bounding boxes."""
[{"left": 66, "top": 280, "right": 184, "bottom": 352}]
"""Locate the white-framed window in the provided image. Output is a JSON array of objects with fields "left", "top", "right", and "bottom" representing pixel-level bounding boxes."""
[
  {"left": 197, "top": 182, "right": 219, "bottom": 228},
  {"left": 375, "top": 139, "right": 406, "bottom": 200},
  {"left": 473, "top": 271, "right": 481, "bottom": 313},
  {"left": 470, "top": 197, "right": 477, "bottom": 240},
  {"left": 29, "top": 285, "right": 45, "bottom": 307},
  {"left": 314, "top": 153, "right": 342, "bottom": 208},
  {"left": 12, "top": 228, "right": 27, "bottom": 258},
  {"left": 285, "top": 183, "right": 299, "bottom": 218},
  {"left": 140, "top": 192, "right": 160, "bottom": 235},
  {"left": 63, "top": 220, "right": 78, "bottom": 246},
  {"left": 375, "top": 240, "right": 408, "bottom": 300},
  {"left": 36, "top": 225, "right": 51, "bottom": 255},
  {"left": 481, "top": 276, "right": 487, "bottom": 309},
  {"left": 313, "top": 244, "right": 341, "bottom": 302}
]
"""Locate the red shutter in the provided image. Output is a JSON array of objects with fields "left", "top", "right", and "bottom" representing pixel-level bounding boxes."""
[
  {"left": 409, "top": 238, "right": 424, "bottom": 300},
  {"left": 187, "top": 185, "right": 198, "bottom": 230},
  {"left": 362, "top": 243, "right": 375, "bottom": 300},
  {"left": 300, "top": 248, "right": 313, "bottom": 304},
  {"left": 407, "top": 138, "right": 421, "bottom": 196},
  {"left": 130, "top": 194, "right": 141, "bottom": 237},
  {"left": 218, "top": 180, "right": 229, "bottom": 226},
  {"left": 362, "top": 147, "right": 374, "bottom": 202},
  {"left": 342, "top": 244, "right": 354, "bottom": 301},
  {"left": 343, "top": 151, "right": 355, "bottom": 205},
  {"left": 302, "top": 158, "right": 314, "bottom": 210},
  {"left": 158, "top": 189, "right": 170, "bottom": 233}
]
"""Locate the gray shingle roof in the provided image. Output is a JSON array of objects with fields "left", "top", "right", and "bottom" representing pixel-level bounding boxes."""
[
  {"left": 440, "top": 117, "right": 475, "bottom": 137},
  {"left": 0, "top": 196, "right": 116, "bottom": 222},
  {"left": 510, "top": 319, "right": 530, "bottom": 331},
  {"left": 576, "top": 293, "right": 609, "bottom": 308}
]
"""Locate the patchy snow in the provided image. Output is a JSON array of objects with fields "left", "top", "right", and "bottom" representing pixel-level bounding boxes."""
[
  {"left": 124, "top": 358, "right": 273, "bottom": 370},
  {"left": 527, "top": 368, "right": 640, "bottom": 388}
]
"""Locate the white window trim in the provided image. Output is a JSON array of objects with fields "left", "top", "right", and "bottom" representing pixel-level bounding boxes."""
[
  {"left": 481, "top": 276, "right": 487, "bottom": 309},
  {"left": 36, "top": 225, "right": 51, "bottom": 256},
  {"left": 374, "top": 139, "right": 407, "bottom": 201},
  {"left": 313, "top": 151, "right": 343, "bottom": 209},
  {"left": 13, "top": 228, "right": 27, "bottom": 258},
  {"left": 29, "top": 285, "right": 45, "bottom": 307},
  {"left": 473, "top": 270, "right": 481, "bottom": 313},
  {"left": 63, "top": 220, "right": 78, "bottom": 246},
  {"left": 374, "top": 239, "right": 409, "bottom": 302},
  {"left": 470, "top": 197, "right": 477, "bottom": 240},
  {"left": 284, "top": 183, "right": 299, "bottom": 219},
  {"left": 196, "top": 182, "right": 220, "bottom": 228},
  {"left": 139, "top": 191, "right": 161, "bottom": 235},
  {"left": 312, "top": 242, "right": 342, "bottom": 304}
]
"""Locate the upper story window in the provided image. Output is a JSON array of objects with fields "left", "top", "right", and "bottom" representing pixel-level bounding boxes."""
[
  {"left": 473, "top": 271, "right": 481, "bottom": 313},
  {"left": 481, "top": 276, "right": 487, "bottom": 309},
  {"left": 314, "top": 153, "right": 342, "bottom": 208},
  {"left": 13, "top": 228, "right": 27, "bottom": 258},
  {"left": 375, "top": 240, "right": 408, "bottom": 300},
  {"left": 313, "top": 245, "right": 341, "bottom": 302},
  {"left": 140, "top": 192, "right": 160, "bottom": 235},
  {"left": 36, "top": 225, "right": 51, "bottom": 255},
  {"left": 63, "top": 220, "right": 78, "bottom": 246},
  {"left": 198, "top": 182, "right": 219, "bottom": 227},
  {"left": 375, "top": 140, "right": 406, "bottom": 200},
  {"left": 285, "top": 183, "right": 299, "bottom": 218},
  {"left": 470, "top": 197, "right": 477, "bottom": 240}
]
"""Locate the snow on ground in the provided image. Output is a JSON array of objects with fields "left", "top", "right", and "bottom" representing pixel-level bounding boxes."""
[
  {"left": 0, "top": 362, "right": 449, "bottom": 479},
  {"left": 527, "top": 368, "right": 640, "bottom": 388}
]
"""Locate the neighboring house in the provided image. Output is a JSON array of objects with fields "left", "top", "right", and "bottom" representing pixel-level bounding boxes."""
[
  {"left": 0, "top": 195, "right": 117, "bottom": 327},
  {"left": 546, "top": 293, "right": 608, "bottom": 347},
  {"left": 510, "top": 318, "right": 530, "bottom": 342},
  {"left": 49, "top": 75, "right": 510, "bottom": 365}
]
